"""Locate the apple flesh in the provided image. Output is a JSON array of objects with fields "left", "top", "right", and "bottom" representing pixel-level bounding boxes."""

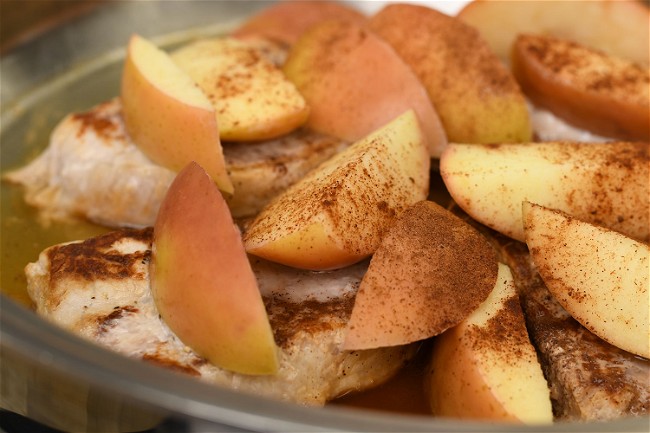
[
  {"left": 368, "top": 3, "right": 531, "bottom": 144},
  {"left": 428, "top": 263, "right": 553, "bottom": 424},
  {"left": 440, "top": 142, "right": 649, "bottom": 243},
  {"left": 512, "top": 34, "right": 650, "bottom": 141},
  {"left": 243, "top": 110, "right": 429, "bottom": 271},
  {"left": 151, "top": 162, "right": 278, "bottom": 375},
  {"left": 232, "top": 0, "right": 366, "bottom": 47},
  {"left": 283, "top": 19, "right": 447, "bottom": 158},
  {"left": 343, "top": 200, "right": 498, "bottom": 350},
  {"left": 458, "top": 0, "right": 650, "bottom": 67},
  {"left": 170, "top": 37, "right": 309, "bottom": 142},
  {"left": 523, "top": 202, "right": 650, "bottom": 359},
  {"left": 121, "top": 34, "right": 232, "bottom": 193}
]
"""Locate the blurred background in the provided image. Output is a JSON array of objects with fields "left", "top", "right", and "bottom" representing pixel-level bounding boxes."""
[{"left": 1, "top": 0, "right": 104, "bottom": 53}]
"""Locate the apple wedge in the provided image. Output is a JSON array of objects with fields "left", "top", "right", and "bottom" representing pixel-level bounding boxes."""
[
  {"left": 428, "top": 263, "right": 553, "bottom": 424},
  {"left": 170, "top": 37, "right": 309, "bottom": 142},
  {"left": 512, "top": 34, "right": 650, "bottom": 141},
  {"left": 368, "top": 3, "right": 531, "bottom": 144},
  {"left": 151, "top": 162, "right": 278, "bottom": 375},
  {"left": 232, "top": 0, "right": 366, "bottom": 47},
  {"left": 343, "top": 200, "right": 498, "bottom": 350},
  {"left": 522, "top": 202, "right": 649, "bottom": 359},
  {"left": 440, "top": 142, "right": 650, "bottom": 243},
  {"left": 458, "top": 0, "right": 650, "bottom": 66},
  {"left": 243, "top": 110, "right": 429, "bottom": 271},
  {"left": 283, "top": 19, "right": 447, "bottom": 158},
  {"left": 121, "top": 34, "right": 232, "bottom": 193}
]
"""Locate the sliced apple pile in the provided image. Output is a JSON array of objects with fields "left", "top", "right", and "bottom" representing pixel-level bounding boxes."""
[
  {"left": 232, "top": 0, "right": 366, "bottom": 47},
  {"left": 170, "top": 37, "right": 309, "bottom": 142},
  {"left": 368, "top": 3, "right": 532, "bottom": 144},
  {"left": 121, "top": 34, "right": 233, "bottom": 193},
  {"left": 458, "top": 0, "right": 649, "bottom": 67},
  {"left": 283, "top": 19, "right": 447, "bottom": 158},
  {"left": 343, "top": 200, "right": 498, "bottom": 350},
  {"left": 512, "top": 34, "right": 649, "bottom": 141},
  {"left": 151, "top": 162, "right": 278, "bottom": 375},
  {"left": 243, "top": 110, "right": 429, "bottom": 271},
  {"left": 440, "top": 141, "right": 650, "bottom": 243},
  {"left": 428, "top": 263, "right": 553, "bottom": 424},
  {"left": 523, "top": 202, "right": 650, "bottom": 359}
]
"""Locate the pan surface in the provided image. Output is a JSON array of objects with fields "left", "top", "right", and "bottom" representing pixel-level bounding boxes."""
[{"left": 0, "top": 1, "right": 647, "bottom": 432}]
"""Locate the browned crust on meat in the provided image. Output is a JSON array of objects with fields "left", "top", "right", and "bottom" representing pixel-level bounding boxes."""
[
  {"left": 97, "top": 305, "right": 140, "bottom": 335},
  {"left": 142, "top": 353, "right": 201, "bottom": 377},
  {"left": 47, "top": 228, "right": 152, "bottom": 282},
  {"left": 266, "top": 293, "right": 355, "bottom": 349},
  {"left": 44, "top": 228, "right": 152, "bottom": 312},
  {"left": 44, "top": 228, "right": 355, "bottom": 352}
]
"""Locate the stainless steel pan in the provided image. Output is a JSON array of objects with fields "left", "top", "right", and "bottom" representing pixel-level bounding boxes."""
[{"left": 1, "top": 1, "right": 646, "bottom": 432}]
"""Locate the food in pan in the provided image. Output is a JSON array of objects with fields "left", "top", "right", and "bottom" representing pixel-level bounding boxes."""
[
  {"left": 490, "top": 231, "right": 649, "bottom": 421},
  {"left": 3, "top": 98, "right": 347, "bottom": 225},
  {"left": 3, "top": 0, "right": 649, "bottom": 426},
  {"left": 440, "top": 142, "right": 649, "bottom": 243},
  {"left": 25, "top": 226, "right": 414, "bottom": 404},
  {"left": 511, "top": 33, "right": 649, "bottom": 141}
]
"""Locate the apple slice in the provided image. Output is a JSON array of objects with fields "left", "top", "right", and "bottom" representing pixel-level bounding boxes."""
[
  {"left": 170, "top": 37, "right": 309, "bottom": 142},
  {"left": 232, "top": 0, "right": 366, "bottom": 47},
  {"left": 343, "top": 200, "right": 498, "bottom": 350},
  {"left": 121, "top": 34, "right": 232, "bottom": 193},
  {"left": 512, "top": 34, "right": 649, "bottom": 141},
  {"left": 283, "top": 19, "right": 447, "bottom": 158},
  {"left": 368, "top": 3, "right": 531, "bottom": 144},
  {"left": 428, "top": 263, "right": 553, "bottom": 424},
  {"left": 440, "top": 142, "right": 650, "bottom": 243},
  {"left": 151, "top": 162, "right": 278, "bottom": 375},
  {"left": 522, "top": 202, "right": 650, "bottom": 359},
  {"left": 458, "top": 0, "right": 650, "bottom": 66},
  {"left": 243, "top": 110, "right": 429, "bottom": 271}
]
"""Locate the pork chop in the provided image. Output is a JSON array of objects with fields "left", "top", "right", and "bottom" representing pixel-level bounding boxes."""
[
  {"left": 4, "top": 98, "right": 347, "bottom": 227},
  {"left": 25, "top": 228, "right": 415, "bottom": 405}
]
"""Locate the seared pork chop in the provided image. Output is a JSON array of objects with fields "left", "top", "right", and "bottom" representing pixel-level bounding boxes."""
[
  {"left": 25, "top": 228, "right": 415, "bottom": 405},
  {"left": 5, "top": 98, "right": 347, "bottom": 227},
  {"left": 492, "top": 235, "right": 649, "bottom": 421}
]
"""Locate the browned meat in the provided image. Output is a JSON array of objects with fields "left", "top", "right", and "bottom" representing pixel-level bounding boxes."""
[
  {"left": 25, "top": 228, "right": 415, "bottom": 405},
  {"left": 4, "top": 99, "right": 347, "bottom": 227}
]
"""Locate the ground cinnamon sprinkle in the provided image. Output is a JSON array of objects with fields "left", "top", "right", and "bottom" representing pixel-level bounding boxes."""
[
  {"left": 348, "top": 200, "right": 499, "bottom": 346},
  {"left": 466, "top": 295, "right": 528, "bottom": 366},
  {"left": 72, "top": 102, "right": 120, "bottom": 139},
  {"left": 517, "top": 34, "right": 649, "bottom": 101}
]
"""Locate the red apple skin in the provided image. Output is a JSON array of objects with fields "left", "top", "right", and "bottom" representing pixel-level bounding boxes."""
[
  {"left": 512, "top": 34, "right": 650, "bottom": 141},
  {"left": 368, "top": 3, "right": 532, "bottom": 145},
  {"left": 283, "top": 19, "right": 447, "bottom": 158},
  {"left": 121, "top": 35, "right": 233, "bottom": 193},
  {"left": 151, "top": 162, "right": 278, "bottom": 375},
  {"left": 343, "top": 200, "right": 498, "bottom": 350},
  {"left": 232, "top": 0, "right": 367, "bottom": 46}
]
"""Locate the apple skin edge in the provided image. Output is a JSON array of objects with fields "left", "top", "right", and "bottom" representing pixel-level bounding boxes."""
[
  {"left": 121, "top": 34, "right": 233, "bottom": 194},
  {"left": 150, "top": 162, "right": 278, "bottom": 375}
]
